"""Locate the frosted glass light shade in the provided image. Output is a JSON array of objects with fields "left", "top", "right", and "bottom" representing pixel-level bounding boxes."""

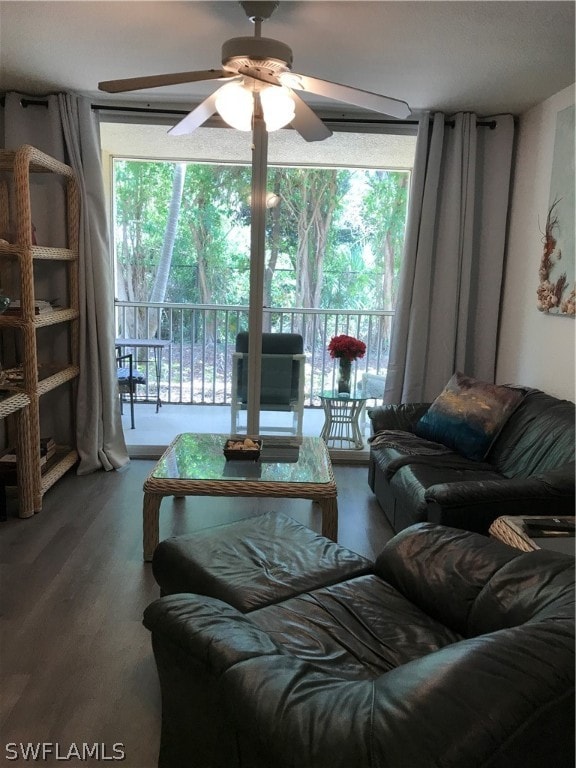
[
  {"left": 260, "top": 86, "right": 296, "bottom": 131},
  {"left": 215, "top": 81, "right": 295, "bottom": 133},
  {"left": 215, "top": 82, "right": 254, "bottom": 131}
]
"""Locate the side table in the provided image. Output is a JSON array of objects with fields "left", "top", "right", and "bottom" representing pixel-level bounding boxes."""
[
  {"left": 115, "top": 338, "right": 171, "bottom": 412},
  {"left": 320, "top": 391, "right": 367, "bottom": 449},
  {"left": 489, "top": 515, "right": 575, "bottom": 555}
]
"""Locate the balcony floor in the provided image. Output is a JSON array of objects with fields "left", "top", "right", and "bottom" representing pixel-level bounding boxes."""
[{"left": 120, "top": 401, "right": 372, "bottom": 463}]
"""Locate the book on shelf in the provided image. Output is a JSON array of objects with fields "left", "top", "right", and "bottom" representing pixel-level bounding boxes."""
[
  {"left": 0, "top": 436, "right": 56, "bottom": 467},
  {"left": 0, "top": 452, "right": 49, "bottom": 466},
  {"left": 0, "top": 365, "right": 56, "bottom": 387},
  {"left": 1, "top": 368, "right": 24, "bottom": 386},
  {"left": 40, "top": 437, "right": 56, "bottom": 456},
  {"left": 3, "top": 300, "right": 55, "bottom": 315}
]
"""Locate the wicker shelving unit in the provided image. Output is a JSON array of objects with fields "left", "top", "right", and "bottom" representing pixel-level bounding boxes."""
[
  {"left": 0, "top": 145, "right": 80, "bottom": 512},
  {"left": 0, "top": 391, "right": 34, "bottom": 518}
]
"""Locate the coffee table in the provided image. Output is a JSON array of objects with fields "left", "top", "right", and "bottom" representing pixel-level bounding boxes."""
[{"left": 142, "top": 433, "right": 338, "bottom": 561}]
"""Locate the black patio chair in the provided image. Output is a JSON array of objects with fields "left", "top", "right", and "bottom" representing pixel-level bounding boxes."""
[{"left": 116, "top": 353, "right": 147, "bottom": 430}]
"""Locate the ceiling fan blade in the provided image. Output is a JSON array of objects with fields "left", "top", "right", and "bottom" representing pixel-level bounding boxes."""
[
  {"left": 290, "top": 92, "right": 332, "bottom": 142},
  {"left": 168, "top": 91, "right": 221, "bottom": 136},
  {"left": 281, "top": 73, "right": 411, "bottom": 119},
  {"left": 99, "top": 69, "right": 235, "bottom": 94}
]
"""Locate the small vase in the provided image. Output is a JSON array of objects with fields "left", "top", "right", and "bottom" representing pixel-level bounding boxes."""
[{"left": 337, "top": 358, "right": 352, "bottom": 394}]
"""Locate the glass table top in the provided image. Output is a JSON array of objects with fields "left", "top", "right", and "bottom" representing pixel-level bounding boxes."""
[
  {"left": 151, "top": 433, "right": 333, "bottom": 484},
  {"left": 319, "top": 390, "right": 367, "bottom": 402}
]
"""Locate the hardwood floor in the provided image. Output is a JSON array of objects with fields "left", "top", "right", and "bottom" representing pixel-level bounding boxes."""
[{"left": 0, "top": 460, "right": 393, "bottom": 767}]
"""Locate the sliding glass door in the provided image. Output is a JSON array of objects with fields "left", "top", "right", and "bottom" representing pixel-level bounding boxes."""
[{"left": 100, "top": 117, "right": 416, "bottom": 449}]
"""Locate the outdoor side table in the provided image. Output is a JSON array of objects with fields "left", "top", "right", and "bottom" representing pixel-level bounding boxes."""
[
  {"left": 320, "top": 391, "right": 367, "bottom": 450},
  {"left": 115, "top": 338, "right": 171, "bottom": 412}
]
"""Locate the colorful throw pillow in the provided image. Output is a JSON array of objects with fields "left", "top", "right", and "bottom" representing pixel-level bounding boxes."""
[{"left": 414, "top": 372, "right": 525, "bottom": 461}]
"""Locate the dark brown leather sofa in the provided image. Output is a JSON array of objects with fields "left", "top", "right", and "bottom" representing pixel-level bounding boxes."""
[
  {"left": 143, "top": 522, "right": 575, "bottom": 768},
  {"left": 368, "top": 389, "right": 575, "bottom": 534}
]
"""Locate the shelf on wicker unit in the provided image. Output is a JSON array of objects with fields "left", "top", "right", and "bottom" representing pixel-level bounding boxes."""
[
  {"left": 0, "top": 243, "right": 77, "bottom": 260},
  {"left": 0, "top": 307, "right": 78, "bottom": 327},
  {"left": 41, "top": 449, "right": 79, "bottom": 494},
  {"left": 0, "top": 391, "right": 30, "bottom": 418}
]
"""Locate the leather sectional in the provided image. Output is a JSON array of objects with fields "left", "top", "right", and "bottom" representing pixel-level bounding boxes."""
[{"left": 368, "top": 388, "right": 575, "bottom": 534}]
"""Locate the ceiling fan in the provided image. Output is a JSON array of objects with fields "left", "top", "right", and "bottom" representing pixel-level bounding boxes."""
[{"left": 98, "top": 1, "right": 411, "bottom": 142}]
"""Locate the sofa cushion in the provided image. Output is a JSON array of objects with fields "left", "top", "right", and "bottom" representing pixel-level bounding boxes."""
[
  {"left": 488, "top": 390, "right": 576, "bottom": 477},
  {"left": 249, "top": 574, "right": 463, "bottom": 680},
  {"left": 369, "top": 434, "right": 451, "bottom": 477},
  {"left": 468, "top": 549, "right": 575, "bottom": 635},
  {"left": 414, "top": 371, "right": 525, "bottom": 461}
]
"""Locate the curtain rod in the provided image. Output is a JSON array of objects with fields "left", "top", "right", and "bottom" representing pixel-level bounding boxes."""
[
  {"left": 88, "top": 103, "right": 498, "bottom": 128},
  {"left": 4, "top": 97, "right": 498, "bottom": 128}
]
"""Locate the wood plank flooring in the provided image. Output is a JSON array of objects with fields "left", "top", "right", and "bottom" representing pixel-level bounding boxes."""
[{"left": 0, "top": 459, "right": 393, "bottom": 768}]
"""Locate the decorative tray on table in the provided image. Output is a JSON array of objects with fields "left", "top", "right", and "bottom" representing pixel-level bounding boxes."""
[{"left": 223, "top": 437, "right": 262, "bottom": 461}]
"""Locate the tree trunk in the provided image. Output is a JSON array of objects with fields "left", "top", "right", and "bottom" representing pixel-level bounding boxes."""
[{"left": 150, "top": 162, "right": 186, "bottom": 309}]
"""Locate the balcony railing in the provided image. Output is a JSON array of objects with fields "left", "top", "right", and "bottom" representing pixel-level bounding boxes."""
[{"left": 115, "top": 302, "right": 393, "bottom": 407}]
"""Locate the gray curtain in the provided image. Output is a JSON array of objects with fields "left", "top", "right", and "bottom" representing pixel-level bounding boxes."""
[
  {"left": 1, "top": 91, "right": 129, "bottom": 473},
  {"left": 384, "top": 111, "right": 515, "bottom": 404}
]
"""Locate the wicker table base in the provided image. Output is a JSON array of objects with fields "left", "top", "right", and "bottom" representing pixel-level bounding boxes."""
[
  {"left": 489, "top": 515, "right": 576, "bottom": 553},
  {"left": 142, "top": 433, "right": 338, "bottom": 561}
]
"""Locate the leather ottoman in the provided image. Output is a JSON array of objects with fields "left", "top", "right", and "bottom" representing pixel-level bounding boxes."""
[{"left": 152, "top": 512, "right": 372, "bottom": 612}]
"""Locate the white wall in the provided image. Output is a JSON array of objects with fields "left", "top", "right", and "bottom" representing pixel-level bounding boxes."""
[{"left": 497, "top": 84, "right": 575, "bottom": 402}]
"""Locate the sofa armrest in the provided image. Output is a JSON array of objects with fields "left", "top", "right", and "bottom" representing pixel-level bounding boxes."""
[
  {"left": 425, "top": 465, "right": 576, "bottom": 532},
  {"left": 367, "top": 402, "right": 430, "bottom": 434},
  {"left": 143, "top": 594, "right": 281, "bottom": 669}
]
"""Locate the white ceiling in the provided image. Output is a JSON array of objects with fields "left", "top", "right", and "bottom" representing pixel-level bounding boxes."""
[{"left": 1, "top": 1, "right": 574, "bottom": 118}]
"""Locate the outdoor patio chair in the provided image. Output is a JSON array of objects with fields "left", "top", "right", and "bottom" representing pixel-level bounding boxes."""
[
  {"left": 360, "top": 372, "right": 386, "bottom": 403},
  {"left": 231, "top": 332, "right": 306, "bottom": 435},
  {"left": 116, "top": 352, "right": 147, "bottom": 430}
]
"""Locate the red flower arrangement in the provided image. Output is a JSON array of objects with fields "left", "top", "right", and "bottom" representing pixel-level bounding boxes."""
[{"left": 327, "top": 334, "right": 366, "bottom": 362}]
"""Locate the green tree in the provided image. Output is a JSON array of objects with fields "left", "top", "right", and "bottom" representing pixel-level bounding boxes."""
[
  {"left": 270, "top": 168, "right": 348, "bottom": 342},
  {"left": 176, "top": 164, "right": 250, "bottom": 306},
  {"left": 150, "top": 162, "right": 186, "bottom": 304},
  {"left": 361, "top": 170, "right": 410, "bottom": 347},
  {"left": 114, "top": 160, "right": 175, "bottom": 335},
  {"left": 113, "top": 159, "right": 410, "bottom": 349}
]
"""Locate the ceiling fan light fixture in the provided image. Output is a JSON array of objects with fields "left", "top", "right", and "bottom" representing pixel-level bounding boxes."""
[
  {"left": 278, "top": 72, "right": 302, "bottom": 90},
  {"left": 215, "top": 80, "right": 295, "bottom": 133},
  {"left": 259, "top": 85, "right": 295, "bottom": 131},
  {"left": 215, "top": 81, "right": 254, "bottom": 131}
]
